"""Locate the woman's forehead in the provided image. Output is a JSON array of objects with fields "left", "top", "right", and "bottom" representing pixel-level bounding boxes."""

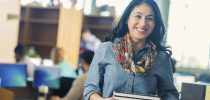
[{"left": 131, "top": 3, "right": 154, "bottom": 16}]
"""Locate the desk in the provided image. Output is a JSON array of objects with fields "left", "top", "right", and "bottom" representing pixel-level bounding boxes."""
[
  {"left": 5, "top": 77, "right": 74, "bottom": 100},
  {"left": 6, "top": 81, "right": 38, "bottom": 100}
]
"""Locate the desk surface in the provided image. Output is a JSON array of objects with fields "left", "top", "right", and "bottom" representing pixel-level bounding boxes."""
[{"left": 6, "top": 81, "right": 38, "bottom": 100}]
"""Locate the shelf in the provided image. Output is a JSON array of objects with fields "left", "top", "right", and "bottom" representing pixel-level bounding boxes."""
[
  {"left": 85, "top": 24, "right": 112, "bottom": 30},
  {"left": 21, "top": 5, "right": 59, "bottom": 10},
  {"left": 18, "top": 7, "right": 83, "bottom": 63},
  {"left": 84, "top": 15, "right": 114, "bottom": 19},
  {"left": 82, "top": 15, "right": 114, "bottom": 41},
  {"left": 21, "top": 18, "right": 58, "bottom": 24},
  {"left": 27, "top": 41, "right": 55, "bottom": 46}
]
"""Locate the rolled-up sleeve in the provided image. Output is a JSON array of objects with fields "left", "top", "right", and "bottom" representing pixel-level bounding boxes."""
[
  {"left": 156, "top": 51, "right": 179, "bottom": 100},
  {"left": 83, "top": 43, "right": 106, "bottom": 100}
]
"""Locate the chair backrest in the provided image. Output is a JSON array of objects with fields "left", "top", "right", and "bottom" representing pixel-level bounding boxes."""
[
  {"left": 50, "top": 77, "right": 75, "bottom": 97},
  {"left": 0, "top": 88, "right": 14, "bottom": 100},
  {"left": 196, "top": 73, "right": 210, "bottom": 83}
]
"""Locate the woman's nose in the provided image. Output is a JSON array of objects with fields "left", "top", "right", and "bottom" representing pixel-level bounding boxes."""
[{"left": 138, "top": 18, "right": 147, "bottom": 27}]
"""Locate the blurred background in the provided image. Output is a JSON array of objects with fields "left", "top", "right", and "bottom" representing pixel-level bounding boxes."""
[{"left": 0, "top": 0, "right": 210, "bottom": 100}]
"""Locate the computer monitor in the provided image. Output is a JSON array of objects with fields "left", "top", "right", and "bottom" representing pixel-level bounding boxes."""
[
  {"left": 33, "top": 66, "right": 60, "bottom": 89},
  {"left": 0, "top": 63, "right": 27, "bottom": 87}
]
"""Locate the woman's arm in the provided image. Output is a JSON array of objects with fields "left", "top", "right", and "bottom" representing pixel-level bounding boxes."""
[
  {"left": 156, "top": 51, "right": 179, "bottom": 100},
  {"left": 83, "top": 43, "right": 106, "bottom": 100}
]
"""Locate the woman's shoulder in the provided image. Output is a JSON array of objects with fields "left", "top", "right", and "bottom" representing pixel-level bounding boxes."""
[
  {"left": 95, "top": 41, "right": 115, "bottom": 58},
  {"left": 100, "top": 41, "right": 113, "bottom": 47},
  {"left": 97, "top": 41, "right": 114, "bottom": 50},
  {"left": 157, "top": 50, "right": 171, "bottom": 59}
]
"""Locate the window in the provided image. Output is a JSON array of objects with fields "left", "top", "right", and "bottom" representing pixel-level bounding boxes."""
[
  {"left": 96, "top": 0, "right": 131, "bottom": 16},
  {"left": 167, "top": 0, "right": 210, "bottom": 69},
  {"left": 21, "top": 0, "right": 131, "bottom": 16}
]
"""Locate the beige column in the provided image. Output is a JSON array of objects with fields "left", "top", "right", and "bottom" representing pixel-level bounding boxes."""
[{"left": 0, "top": 0, "right": 20, "bottom": 63}]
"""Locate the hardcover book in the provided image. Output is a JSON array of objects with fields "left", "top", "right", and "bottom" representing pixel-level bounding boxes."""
[
  {"left": 113, "top": 92, "right": 160, "bottom": 100},
  {"left": 205, "top": 85, "right": 210, "bottom": 100},
  {"left": 181, "top": 82, "right": 206, "bottom": 100}
]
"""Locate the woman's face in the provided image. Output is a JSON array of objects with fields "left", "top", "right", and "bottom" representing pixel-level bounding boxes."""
[{"left": 127, "top": 3, "right": 155, "bottom": 42}]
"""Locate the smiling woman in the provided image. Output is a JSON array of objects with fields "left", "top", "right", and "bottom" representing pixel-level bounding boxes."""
[
  {"left": 83, "top": 0, "right": 179, "bottom": 100},
  {"left": 127, "top": 3, "right": 155, "bottom": 46}
]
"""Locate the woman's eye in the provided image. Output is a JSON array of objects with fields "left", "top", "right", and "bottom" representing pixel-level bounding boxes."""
[
  {"left": 135, "top": 15, "right": 141, "bottom": 19},
  {"left": 147, "top": 17, "right": 154, "bottom": 21}
]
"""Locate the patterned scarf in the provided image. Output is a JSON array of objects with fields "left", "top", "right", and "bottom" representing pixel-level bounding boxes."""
[{"left": 114, "top": 33, "right": 157, "bottom": 74}]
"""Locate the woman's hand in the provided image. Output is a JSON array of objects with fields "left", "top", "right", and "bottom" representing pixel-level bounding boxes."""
[
  {"left": 103, "top": 97, "right": 114, "bottom": 100},
  {"left": 89, "top": 93, "right": 102, "bottom": 100},
  {"left": 50, "top": 95, "right": 60, "bottom": 100},
  {"left": 90, "top": 93, "right": 114, "bottom": 100}
]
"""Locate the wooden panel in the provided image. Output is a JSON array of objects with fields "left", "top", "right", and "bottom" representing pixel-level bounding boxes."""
[
  {"left": 57, "top": 8, "right": 83, "bottom": 68},
  {"left": 6, "top": 81, "right": 38, "bottom": 100},
  {"left": 0, "top": 88, "right": 14, "bottom": 100}
]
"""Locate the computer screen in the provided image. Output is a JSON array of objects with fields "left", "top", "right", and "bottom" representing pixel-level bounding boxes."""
[
  {"left": 33, "top": 66, "right": 60, "bottom": 89},
  {"left": 0, "top": 63, "right": 27, "bottom": 87}
]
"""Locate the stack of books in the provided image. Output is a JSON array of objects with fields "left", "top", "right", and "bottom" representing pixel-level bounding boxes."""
[{"left": 113, "top": 92, "right": 160, "bottom": 100}]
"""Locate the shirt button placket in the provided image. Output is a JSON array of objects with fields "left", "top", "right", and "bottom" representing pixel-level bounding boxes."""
[{"left": 128, "top": 76, "right": 134, "bottom": 92}]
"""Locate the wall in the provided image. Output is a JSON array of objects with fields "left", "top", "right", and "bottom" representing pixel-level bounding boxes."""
[{"left": 0, "top": 0, "right": 20, "bottom": 63}]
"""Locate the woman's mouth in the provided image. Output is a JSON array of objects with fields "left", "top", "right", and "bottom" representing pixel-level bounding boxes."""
[{"left": 136, "top": 27, "right": 147, "bottom": 33}]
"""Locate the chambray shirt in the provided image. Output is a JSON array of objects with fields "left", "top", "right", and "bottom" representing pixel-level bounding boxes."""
[{"left": 83, "top": 42, "right": 179, "bottom": 100}]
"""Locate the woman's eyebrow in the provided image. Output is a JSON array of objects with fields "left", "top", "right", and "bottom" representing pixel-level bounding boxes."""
[{"left": 136, "top": 12, "right": 154, "bottom": 16}]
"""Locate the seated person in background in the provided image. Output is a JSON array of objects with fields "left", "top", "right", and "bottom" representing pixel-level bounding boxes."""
[
  {"left": 81, "top": 29, "right": 101, "bottom": 52},
  {"left": 196, "top": 72, "right": 210, "bottom": 83},
  {"left": 51, "top": 47, "right": 77, "bottom": 78},
  {"left": 14, "top": 44, "right": 35, "bottom": 77},
  {"left": 51, "top": 50, "right": 94, "bottom": 100}
]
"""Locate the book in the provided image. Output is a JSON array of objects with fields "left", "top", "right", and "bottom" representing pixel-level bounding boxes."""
[
  {"left": 113, "top": 92, "right": 160, "bottom": 100},
  {"left": 205, "top": 85, "right": 210, "bottom": 100},
  {"left": 0, "top": 88, "right": 14, "bottom": 100},
  {"left": 181, "top": 82, "right": 206, "bottom": 100}
]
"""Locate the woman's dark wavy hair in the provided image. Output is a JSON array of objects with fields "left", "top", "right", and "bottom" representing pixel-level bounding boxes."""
[{"left": 105, "top": 0, "right": 171, "bottom": 54}]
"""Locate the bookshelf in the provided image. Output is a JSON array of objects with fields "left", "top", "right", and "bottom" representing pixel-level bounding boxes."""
[
  {"left": 18, "top": 6, "right": 114, "bottom": 68},
  {"left": 18, "top": 6, "right": 83, "bottom": 68},
  {"left": 83, "top": 15, "right": 114, "bottom": 41}
]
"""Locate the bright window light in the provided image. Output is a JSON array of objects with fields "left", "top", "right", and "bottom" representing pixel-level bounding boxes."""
[{"left": 167, "top": 0, "right": 210, "bottom": 69}]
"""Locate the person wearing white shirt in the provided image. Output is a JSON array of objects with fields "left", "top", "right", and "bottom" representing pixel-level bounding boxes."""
[{"left": 81, "top": 29, "right": 101, "bottom": 52}]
